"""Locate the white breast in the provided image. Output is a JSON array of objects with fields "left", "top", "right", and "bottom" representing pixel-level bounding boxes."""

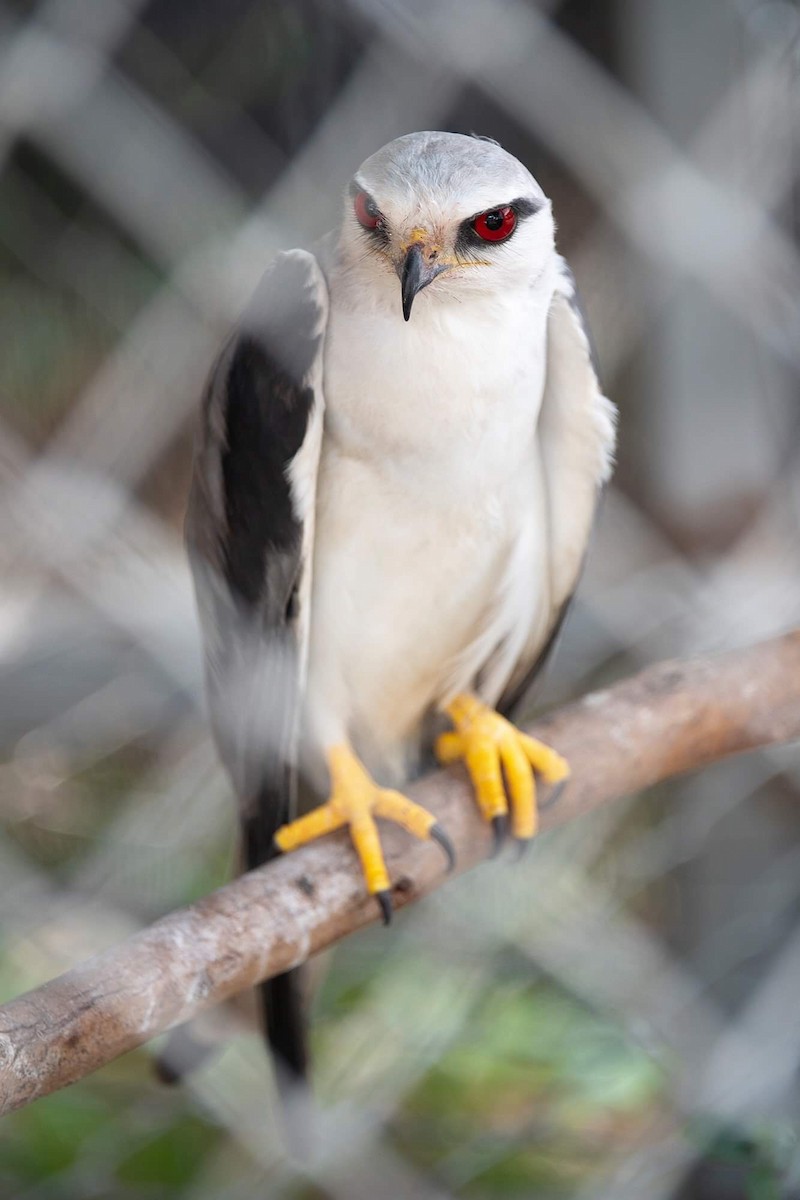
[{"left": 305, "top": 277, "right": 555, "bottom": 780}]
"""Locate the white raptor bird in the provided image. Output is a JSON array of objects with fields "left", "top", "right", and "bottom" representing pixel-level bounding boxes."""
[{"left": 187, "top": 131, "right": 616, "bottom": 1080}]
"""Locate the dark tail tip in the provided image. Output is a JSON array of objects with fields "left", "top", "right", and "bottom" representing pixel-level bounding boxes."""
[{"left": 262, "top": 969, "right": 308, "bottom": 1082}]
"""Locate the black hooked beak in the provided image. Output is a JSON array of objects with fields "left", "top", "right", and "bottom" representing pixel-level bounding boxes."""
[{"left": 400, "top": 243, "right": 448, "bottom": 321}]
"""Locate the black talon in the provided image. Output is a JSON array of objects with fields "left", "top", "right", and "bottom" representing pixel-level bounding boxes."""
[
  {"left": 514, "top": 837, "right": 532, "bottom": 861},
  {"left": 491, "top": 814, "right": 508, "bottom": 856},
  {"left": 540, "top": 780, "right": 567, "bottom": 813},
  {"left": 430, "top": 823, "right": 456, "bottom": 873},
  {"left": 376, "top": 890, "right": 393, "bottom": 926}
]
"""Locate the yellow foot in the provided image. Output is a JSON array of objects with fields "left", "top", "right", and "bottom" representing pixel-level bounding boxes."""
[
  {"left": 274, "top": 745, "right": 454, "bottom": 924},
  {"left": 436, "top": 694, "right": 569, "bottom": 850}
]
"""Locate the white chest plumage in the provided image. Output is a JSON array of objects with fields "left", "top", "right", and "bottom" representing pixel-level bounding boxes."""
[{"left": 305, "top": 276, "right": 556, "bottom": 777}]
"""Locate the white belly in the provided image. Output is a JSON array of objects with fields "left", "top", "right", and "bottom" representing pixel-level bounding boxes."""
[{"left": 305, "top": 285, "right": 553, "bottom": 779}]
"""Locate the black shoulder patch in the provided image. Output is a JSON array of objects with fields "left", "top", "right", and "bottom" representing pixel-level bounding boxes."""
[{"left": 221, "top": 256, "right": 324, "bottom": 608}]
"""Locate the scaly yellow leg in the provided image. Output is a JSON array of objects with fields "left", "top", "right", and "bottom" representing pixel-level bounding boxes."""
[
  {"left": 435, "top": 694, "right": 569, "bottom": 849},
  {"left": 274, "top": 744, "right": 454, "bottom": 923}
]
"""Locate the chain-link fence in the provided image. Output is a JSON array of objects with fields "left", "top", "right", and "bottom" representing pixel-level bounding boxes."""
[{"left": 1, "top": 1, "right": 799, "bottom": 1196}]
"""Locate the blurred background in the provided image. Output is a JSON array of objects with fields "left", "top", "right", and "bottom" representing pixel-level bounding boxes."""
[{"left": 1, "top": 0, "right": 800, "bottom": 1196}]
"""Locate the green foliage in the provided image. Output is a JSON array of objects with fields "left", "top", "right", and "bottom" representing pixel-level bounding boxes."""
[
  {"left": 116, "top": 1115, "right": 222, "bottom": 1187},
  {"left": 687, "top": 1121, "right": 796, "bottom": 1200},
  {"left": 0, "top": 1082, "right": 223, "bottom": 1197},
  {"left": 391, "top": 982, "right": 663, "bottom": 1197}
]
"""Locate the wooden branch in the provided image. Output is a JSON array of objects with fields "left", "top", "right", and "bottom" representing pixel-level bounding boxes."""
[{"left": 2, "top": 631, "right": 800, "bottom": 1116}]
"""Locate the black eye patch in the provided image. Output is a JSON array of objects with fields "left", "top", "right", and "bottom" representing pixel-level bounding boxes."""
[{"left": 456, "top": 195, "right": 543, "bottom": 255}]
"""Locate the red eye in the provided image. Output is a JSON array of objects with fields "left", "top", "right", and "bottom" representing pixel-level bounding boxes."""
[
  {"left": 354, "top": 190, "right": 381, "bottom": 230},
  {"left": 472, "top": 206, "right": 517, "bottom": 242}
]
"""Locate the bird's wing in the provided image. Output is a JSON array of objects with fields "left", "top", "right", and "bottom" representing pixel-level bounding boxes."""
[
  {"left": 499, "top": 257, "right": 617, "bottom": 715},
  {"left": 186, "top": 249, "right": 327, "bottom": 862}
]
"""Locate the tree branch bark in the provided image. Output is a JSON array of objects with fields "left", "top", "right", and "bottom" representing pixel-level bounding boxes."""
[{"left": 2, "top": 631, "right": 800, "bottom": 1116}]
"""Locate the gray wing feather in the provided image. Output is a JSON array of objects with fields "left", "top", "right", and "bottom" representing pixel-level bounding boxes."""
[{"left": 500, "top": 257, "right": 616, "bottom": 715}]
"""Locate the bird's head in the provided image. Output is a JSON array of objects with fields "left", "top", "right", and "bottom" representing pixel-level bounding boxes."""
[{"left": 338, "top": 131, "right": 555, "bottom": 321}]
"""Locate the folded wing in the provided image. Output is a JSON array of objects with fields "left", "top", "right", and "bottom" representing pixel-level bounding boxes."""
[{"left": 500, "top": 258, "right": 617, "bottom": 714}]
